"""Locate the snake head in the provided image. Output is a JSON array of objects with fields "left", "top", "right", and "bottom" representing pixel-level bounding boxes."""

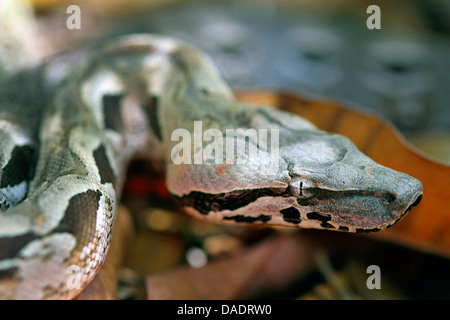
[
  {"left": 282, "top": 131, "right": 423, "bottom": 232},
  {"left": 170, "top": 105, "right": 423, "bottom": 233}
]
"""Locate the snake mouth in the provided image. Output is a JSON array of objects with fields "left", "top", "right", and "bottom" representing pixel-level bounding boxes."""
[
  {"left": 352, "top": 192, "right": 423, "bottom": 233},
  {"left": 306, "top": 189, "right": 423, "bottom": 233},
  {"left": 387, "top": 192, "right": 422, "bottom": 226},
  {"left": 411, "top": 194, "right": 422, "bottom": 207}
]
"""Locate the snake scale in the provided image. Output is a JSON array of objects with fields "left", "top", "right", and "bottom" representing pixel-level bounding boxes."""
[{"left": 0, "top": 34, "right": 422, "bottom": 299}]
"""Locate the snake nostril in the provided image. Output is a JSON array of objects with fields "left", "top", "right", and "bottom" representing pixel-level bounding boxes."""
[{"left": 387, "top": 192, "right": 397, "bottom": 205}]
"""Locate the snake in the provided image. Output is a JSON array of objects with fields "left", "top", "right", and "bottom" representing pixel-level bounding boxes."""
[{"left": 0, "top": 34, "right": 423, "bottom": 299}]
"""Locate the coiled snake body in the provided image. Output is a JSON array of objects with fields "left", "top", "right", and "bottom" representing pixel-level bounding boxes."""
[{"left": 0, "top": 35, "right": 422, "bottom": 299}]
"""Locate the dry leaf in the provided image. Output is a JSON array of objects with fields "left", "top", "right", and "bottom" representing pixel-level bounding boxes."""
[{"left": 145, "top": 233, "right": 327, "bottom": 300}]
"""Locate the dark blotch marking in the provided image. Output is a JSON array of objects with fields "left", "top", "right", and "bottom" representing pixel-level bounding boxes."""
[
  {"left": 0, "top": 190, "right": 103, "bottom": 264},
  {"left": 320, "top": 222, "right": 335, "bottom": 229},
  {"left": 93, "top": 144, "right": 116, "bottom": 187},
  {"left": 338, "top": 226, "right": 349, "bottom": 231},
  {"left": 0, "top": 267, "right": 17, "bottom": 282},
  {"left": 142, "top": 95, "right": 162, "bottom": 141},
  {"left": 356, "top": 228, "right": 381, "bottom": 233},
  {"left": 0, "top": 145, "right": 34, "bottom": 188},
  {"left": 306, "top": 211, "right": 336, "bottom": 229},
  {"left": 306, "top": 211, "right": 331, "bottom": 222},
  {"left": 102, "top": 94, "right": 123, "bottom": 132},
  {"left": 280, "top": 207, "right": 301, "bottom": 224},
  {"left": 223, "top": 214, "right": 271, "bottom": 223},
  {"left": 36, "top": 149, "right": 88, "bottom": 188},
  {"left": 200, "top": 88, "right": 210, "bottom": 97},
  {"left": 175, "top": 188, "right": 287, "bottom": 215},
  {"left": 0, "top": 233, "right": 37, "bottom": 260},
  {"left": 386, "top": 63, "right": 410, "bottom": 74},
  {"left": 55, "top": 189, "right": 102, "bottom": 252}
]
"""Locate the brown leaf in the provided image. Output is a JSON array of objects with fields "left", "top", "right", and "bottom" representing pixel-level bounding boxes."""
[{"left": 146, "top": 233, "right": 323, "bottom": 300}]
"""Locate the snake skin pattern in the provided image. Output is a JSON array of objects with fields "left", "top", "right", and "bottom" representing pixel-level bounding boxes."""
[{"left": 0, "top": 35, "right": 423, "bottom": 299}]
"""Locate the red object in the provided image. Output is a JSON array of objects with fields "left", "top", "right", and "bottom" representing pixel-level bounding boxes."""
[{"left": 124, "top": 175, "right": 169, "bottom": 198}]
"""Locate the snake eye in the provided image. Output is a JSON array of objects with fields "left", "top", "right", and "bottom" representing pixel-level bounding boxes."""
[{"left": 289, "top": 177, "right": 317, "bottom": 199}]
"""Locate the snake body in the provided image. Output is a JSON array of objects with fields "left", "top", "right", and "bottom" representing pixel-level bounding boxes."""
[{"left": 0, "top": 35, "right": 422, "bottom": 299}]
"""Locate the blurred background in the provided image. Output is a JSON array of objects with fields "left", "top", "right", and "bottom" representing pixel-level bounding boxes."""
[
  {"left": 26, "top": 0, "right": 450, "bottom": 163},
  {"left": 4, "top": 0, "right": 449, "bottom": 300}
]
